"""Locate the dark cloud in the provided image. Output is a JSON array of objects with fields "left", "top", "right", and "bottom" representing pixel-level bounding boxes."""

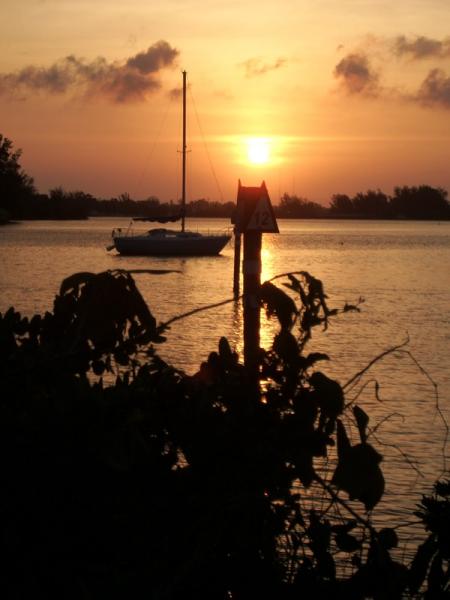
[
  {"left": 334, "top": 53, "right": 379, "bottom": 95},
  {"left": 126, "top": 40, "right": 178, "bottom": 74},
  {"left": 394, "top": 35, "right": 450, "bottom": 60},
  {"left": 416, "top": 68, "right": 450, "bottom": 109},
  {"left": 0, "top": 40, "right": 179, "bottom": 103},
  {"left": 333, "top": 37, "right": 450, "bottom": 110},
  {"left": 241, "top": 57, "right": 286, "bottom": 78}
]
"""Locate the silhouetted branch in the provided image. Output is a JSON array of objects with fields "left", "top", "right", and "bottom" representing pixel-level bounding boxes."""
[
  {"left": 345, "top": 378, "right": 382, "bottom": 407},
  {"left": 343, "top": 336, "right": 410, "bottom": 391},
  {"left": 158, "top": 270, "right": 361, "bottom": 335},
  {"left": 314, "top": 473, "right": 375, "bottom": 532},
  {"left": 158, "top": 296, "right": 238, "bottom": 333},
  {"left": 396, "top": 349, "right": 448, "bottom": 475},
  {"left": 343, "top": 339, "right": 448, "bottom": 479},
  {"left": 370, "top": 427, "right": 424, "bottom": 479}
]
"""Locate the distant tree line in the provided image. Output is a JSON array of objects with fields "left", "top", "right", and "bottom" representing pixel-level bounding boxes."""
[
  {"left": 2, "top": 133, "right": 450, "bottom": 221},
  {"left": 276, "top": 194, "right": 329, "bottom": 218},
  {"left": 328, "top": 187, "right": 450, "bottom": 220},
  {"left": 93, "top": 194, "right": 237, "bottom": 220}
]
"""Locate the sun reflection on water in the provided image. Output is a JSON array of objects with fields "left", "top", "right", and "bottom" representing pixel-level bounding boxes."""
[
  {"left": 260, "top": 236, "right": 280, "bottom": 352},
  {"left": 230, "top": 236, "right": 280, "bottom": 363}
]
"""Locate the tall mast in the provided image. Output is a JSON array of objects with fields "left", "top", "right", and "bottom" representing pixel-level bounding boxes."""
[{"left": 181, "top": 70, "right": 187, "bottom": 233}]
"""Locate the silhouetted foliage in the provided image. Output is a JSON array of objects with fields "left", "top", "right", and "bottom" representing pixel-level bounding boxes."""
[
  {"left": 328, "top": 186, "right": 450, "bottom": 220},
  {"left": 1, "top": 268, "right": 445, "bottom": 598},
  {"left": 276, "top": 193, "right": 328, "bottom": 218},
  {"left": 391, "top": 186, "right": 450, "bottom": 220},
  {"left": 89, "top": 186, "right": 450, "bottom": 221},
  {"left": 95, "top": 194, "right": 160, "bottom": 217},
  {"left": 0, "top": 134, "right": 35, "bottom": 219},
  {"left": 352, "top": 189, "right": 390, "bottom": 218},
  {"left": 187, "top": 198, "right": 236, "bottom": 217},
  {"left": 329, "top": 193, "right": 353, "bottom": 216},
  {"left": 24, "top": 187, "right": 96, "bottom": 219},
  {"left": 410, "top": 480, "right": 450, "bottom": 597}
]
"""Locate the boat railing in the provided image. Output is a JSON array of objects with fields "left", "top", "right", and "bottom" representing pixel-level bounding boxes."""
[
  {"left": 111, "top": 220, "right": 134, "bottom": 239},
  {"left": 111, "top": 223, "right": 232, "bottom": 241}
]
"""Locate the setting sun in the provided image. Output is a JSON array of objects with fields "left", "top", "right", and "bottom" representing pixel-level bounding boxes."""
[
  {"left": 1, "top": 0, "right": 449, "bottom": 202},
  {"left": 246, "top": 137, "right": 270, "bottom": 165}
]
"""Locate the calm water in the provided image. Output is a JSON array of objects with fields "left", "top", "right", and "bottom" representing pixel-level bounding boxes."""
[{"left": 1, "top": 217, "right": 449, "bottom": 551}]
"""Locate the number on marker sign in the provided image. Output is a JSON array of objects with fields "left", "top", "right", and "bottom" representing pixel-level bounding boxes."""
[{"left": 246, "top": 197, "right": 277, "bottom": 231}]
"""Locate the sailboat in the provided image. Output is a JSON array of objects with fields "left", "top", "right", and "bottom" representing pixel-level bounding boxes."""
[{"left": 109, "top": 71, "right": 231, "bottom": 256}]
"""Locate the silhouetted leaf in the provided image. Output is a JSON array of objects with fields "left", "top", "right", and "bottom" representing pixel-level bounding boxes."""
[
  {"left": 336, "top": 419, "right": 351, "bottom": 462},
  {"left": 273, "top": 330, "right": 299, "bottom": 365},
  {"left": 435, "top": 479, "right": 450, "bottom": 497},
  {"left": 332, "top": 440, "right": 384, "bottom": 510},
  {"left": 114, "top": 349, "right": 129, "bottom": 366},
  {"left": 308, "top": 510, "right": 331, "bottom": 554},
  {"left": 293, "top": 391, "right": 318, "bottom": 430},
  {"left": 3, "top": 307, "right": 15, "bottom": 322},
  {"left": 305, "top": 352, "right": 330, "bottom": 368},
  {"left": 331, "top": 520, "right": 357, "bottom": 534},
  {"left": 378, "top": 527, "right": 398, "bottom": 550},
  {"left": 14, "top": 316, "right": 28, "bottom": 336},
  {"left": 28, "top": 314, "right": 42, "bottom": 337},
  {"left": 296, "top": 453, "right": 315, "bottom": 488},
  {"left": 92, "top": 359, "right": 106, "bottom": 376},
  {"left": 317, "top": 551, "right": 335, "bottom": 580},
  {"left": 343, "top": 303, "right": 360, "bottom": 313},
  {"left": 310, "top": 372, "right": 344, "bottom": 420},
  {"left": 59, "top": 271, "right": 95, "bottom": 296},
  {"left": 335, "top": 532, "right": 361, "bottom": 552},
  {"left": 218, "top": 336, "right": 236, "bottom": 368},
  {"left": 353, "top": 405, "right": 369, "bottom": 443},
  {"left": 283, "top": 273, "right": 304, "bottom": 298},
  {"left": 428, "top": 551, "right": 445, "bottom": 595},
  {"left": 261, "top": 281, "right": 297, "bottom": 330}
]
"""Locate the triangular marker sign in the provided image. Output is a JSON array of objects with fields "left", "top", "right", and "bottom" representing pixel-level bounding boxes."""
[{"left": 246, "top": 195, "right": 279, "bottom": 232}]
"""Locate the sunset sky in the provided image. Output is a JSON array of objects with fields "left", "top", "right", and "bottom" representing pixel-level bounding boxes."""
[{"left": 1, "top": 0, "right": 450, "bottom": 204}]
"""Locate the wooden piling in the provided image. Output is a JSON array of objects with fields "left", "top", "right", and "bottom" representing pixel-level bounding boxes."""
[
  {"left": 243, "top": 230, "right": 262, "bottom": 378},
  {"left": 235, "top": 180, "right": 278, "bottom": 382}
]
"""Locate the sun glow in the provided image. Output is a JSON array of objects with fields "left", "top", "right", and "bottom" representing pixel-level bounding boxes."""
[{"left": 246, "top": 137, "right": 270, "bottom": 165}]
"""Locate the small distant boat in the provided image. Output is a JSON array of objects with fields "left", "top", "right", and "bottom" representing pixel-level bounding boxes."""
[{"left": 108, "top": 71, "right": 231, "bottom": 257}]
